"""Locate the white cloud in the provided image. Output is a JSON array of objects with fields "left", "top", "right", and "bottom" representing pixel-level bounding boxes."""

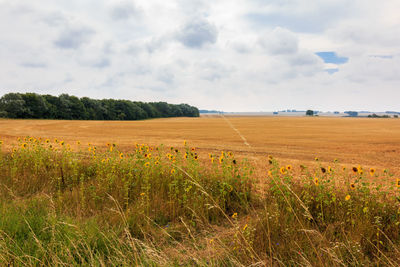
[
  {"left": 176, "top": 18, "right": 218, "bottom": 48},
  {"left": 0, "top": 0, "right": 399, "bottom": 112}
]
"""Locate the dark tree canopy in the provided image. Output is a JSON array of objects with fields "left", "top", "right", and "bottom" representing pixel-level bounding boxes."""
[
  {"left": 306, "top": 110, "right": 314, "bottom": 116},
  {"left": 0, "top": 93, "right": 200, "bottom": 120}
]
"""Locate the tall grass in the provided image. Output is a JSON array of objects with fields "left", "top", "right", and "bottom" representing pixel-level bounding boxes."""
[{"left": 0, "top": 138, "right": 399, "bottom": 266}]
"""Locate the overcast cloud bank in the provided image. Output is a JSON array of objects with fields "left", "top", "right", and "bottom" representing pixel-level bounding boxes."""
[{"left": 0, "top": 0, "right": 399, "bottom": 112}]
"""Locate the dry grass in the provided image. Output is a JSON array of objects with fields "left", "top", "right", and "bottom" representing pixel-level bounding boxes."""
[
  {"left": 0, "top": 116, "right": 400, "bottom": 266},
  {"left": 1, "top": 115, "right": 399, "bottom": 175}
]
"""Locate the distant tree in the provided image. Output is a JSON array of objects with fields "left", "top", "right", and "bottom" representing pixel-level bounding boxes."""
[
  {"left": 0, "top": 93, "right": 27, "bottom": 118},
  {"left": 0, "top": 93, "right": 200, "bottom": 120},
  {"left": 306, "top": 110, "right": 314, "bottom": 116},
  {"left": 21, "top": 93, "right": 48, "bottom": 118}
]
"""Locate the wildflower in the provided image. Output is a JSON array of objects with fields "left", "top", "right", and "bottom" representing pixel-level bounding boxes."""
[
  {"left": 119, "top": 153, "right": 124, "bottom": 159},
  {"left": 280, "top": 167, "right": 286, "bottom": 174},
  {"left": 191, "top": 147, "right": 196, "bottom": 151},
  {"left": 77, "top": 141, "right": 81, "bottom": 145},
  {"left": 315, "top": 157, "right": 319, "bottom": 161},
  {"left": 140, "top": 192, "right": 145, "bottom": 196},
  {"left": 144, "top": 162, "right": 150, "bottom": 168},
  {"left": 357, "top": 165, "right": 363, "bottom": 174},
  {"left": 352, "top": 167, "right": 358, "bottom": 173},
  {"left": 286, "top": 165, "right": 292, "bottom": 171},
  {"left": 232, "top": 212, "right": 238, "bottom": 219},
  {"left": 106, "top": 143, "right": 111, "bottom": 147},
  {"left": 268, "top": 159, "right": 273, "bottom": 165},
  {"left": 109, "top": 146, "right": 113, "bottom": 152},
  {"left": 21, "top": 143, "right": 27, "bottom": 149},
  {"left": 183, "top": 140, "right": 187, "bottom": 146},
  {"left": 345, "top": 195, "right": 351, "bottom": 201},
  {"left": 45, "top": 139, "right": 50, "bottom": 143},
  {"left": 194, "top": 155, "right": 198, "bottom": 160},
  {"left": 268, "top": 155, "right": 273, "bottom": 159},
  {"left": 219, "top": 156, "right": 224, "bottom": 164},
  {"left": 0, "top": 140, "right": 3, "bottom": 145},
  {"left": 54, "top": 138, "right": 58, "bottom": 143},
  {"left": 328, "top": 166, "right": 332, "bottom": 173},
  {"left": 228, "top": 151, "right": 233, "bottom": 157},
  {"left": 232, "top": 159, "right": 237, "bottom": 165},
  {"left": 397, "top": 178, "right": 400, "bottom": 188},
  {"left": 60, "top": 141, "right": 64, "bottom": 146},
  {"left": 321, "top": 167, "right": 326, "bottom": 173},
  {"left": 243, "top": 224, "right": 248, "bottom": 231},
  {"left": 314, "top": 178, "right": 319, "bottom": 186},
  {"left": 155, "top": 161, "right": 159, "bottom": 165},
  {"left": 342, "top": 166, "right": 346, "bottom": 171},
  {"left": 350, "top": 183, "right": 356, "bottom": 190},
  {"left": 370, "top": 168, "right": 376, "bottom": 176},
  {"left": 184, "top": 152, "right": 188, "bottom": 159},
  {"left": 170, "top": 169, "right": 176, "bottom": 174},
  {"left": 268, "top": 170, "right": 272, "bottom": 177},
  {"left": 12, "top": 148, "right": 17, "bottom": 153},
  {"left": 209, "top": 153, "right": 213, "bottom": 159}
]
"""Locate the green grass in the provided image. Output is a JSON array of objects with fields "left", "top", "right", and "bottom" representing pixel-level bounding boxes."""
[{"left": 0, "top": 138, "right": 399, "bottom": 266}]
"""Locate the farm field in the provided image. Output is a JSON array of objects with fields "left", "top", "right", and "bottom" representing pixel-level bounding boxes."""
[
  {"left": 1, "top": 115, "right": 399, "bottom": 174},
  {"left": 1, "top": 116, "right": 400, "bottom": 266}
]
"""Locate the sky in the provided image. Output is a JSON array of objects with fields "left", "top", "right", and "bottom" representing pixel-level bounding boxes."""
[{"left": 0, "top": 0, "right": 399, "bottom": 112}]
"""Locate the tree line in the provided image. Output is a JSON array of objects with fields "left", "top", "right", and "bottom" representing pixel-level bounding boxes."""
[{"left": 0, "top": 93, "right": 199, "bottom": 120}]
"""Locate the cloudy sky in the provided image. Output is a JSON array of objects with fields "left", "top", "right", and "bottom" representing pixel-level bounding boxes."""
[{"left": 1, "top": 0, "right": 399, "bottom": 112}]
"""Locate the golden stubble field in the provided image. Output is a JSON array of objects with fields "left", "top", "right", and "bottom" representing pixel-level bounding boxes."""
[{"left": 1, "top": 115, "right": 399, "bottom": 175}]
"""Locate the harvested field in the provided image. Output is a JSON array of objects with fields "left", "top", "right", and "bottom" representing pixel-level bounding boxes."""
[{"left": 0, "top": 115, "right": 399, "bottom": 174}]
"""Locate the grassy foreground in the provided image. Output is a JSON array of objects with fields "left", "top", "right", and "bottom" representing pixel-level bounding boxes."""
[{"left": 0, "top": 138, "right": 399, "bottom": 266}]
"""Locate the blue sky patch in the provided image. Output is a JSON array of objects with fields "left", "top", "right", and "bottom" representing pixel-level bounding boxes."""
[{"left": 316, "top": 52, "right": 348, "bottom": 64}]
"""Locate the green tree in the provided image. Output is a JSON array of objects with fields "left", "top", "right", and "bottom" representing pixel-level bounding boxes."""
[
  {"left": 306, "top": 110, "right": 314, "bottom": 116},
  {"left": 0, "top": 93, "right": 28, "bottom": 118}
]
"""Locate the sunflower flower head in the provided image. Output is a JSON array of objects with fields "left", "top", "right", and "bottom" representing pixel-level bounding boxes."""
[
  {"left": 345, "top": 195, "right": 351, "bottom": 201},
  {"left": 280, "top": 167, "right": 286, "bottom": 174},
  {"left": 369, "top": 168, "right": 376, "bottom": 176},
  {"left": 314, "top": 178, "right": 319, "bottom": 186}
]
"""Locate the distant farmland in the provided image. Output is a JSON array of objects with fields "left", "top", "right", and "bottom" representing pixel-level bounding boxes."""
[{"left": 1, "top": 116, "right": 399, "bottom": 175}]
